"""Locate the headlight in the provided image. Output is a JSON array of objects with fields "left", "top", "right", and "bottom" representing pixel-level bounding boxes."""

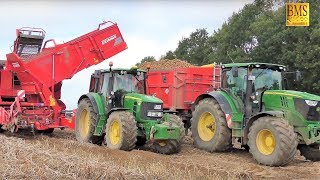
[
  {"left": 305, "top": 100, "right": 318, "bottom": 106},
  {"left": 147, "top": 111, "right": 163, "bottom": 117}
]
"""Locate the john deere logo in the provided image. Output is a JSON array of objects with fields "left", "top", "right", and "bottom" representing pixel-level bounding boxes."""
[{"left": 286, "top": 3, "right": 309, "bottom": 26}]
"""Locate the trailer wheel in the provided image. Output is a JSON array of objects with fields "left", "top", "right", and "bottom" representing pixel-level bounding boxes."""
[
  {"left": 298, "top": 144, "right": 320, "bottom": 161},
  {"left": 191, "top": 98, "right": 231, "bottom": 152},
  {"left": 104, "top": 111, "right": 137, "bottom": 151},
  {"left": 248, "top": 117, "right": 298, "bottom": 166},
  {"left": 75, "top": 98, "right": 103, "bottom": 144}
]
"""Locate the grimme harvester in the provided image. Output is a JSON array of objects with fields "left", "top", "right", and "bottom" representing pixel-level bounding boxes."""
[{"left": 0, "top": 21, "right": 127, "bottom": 133}]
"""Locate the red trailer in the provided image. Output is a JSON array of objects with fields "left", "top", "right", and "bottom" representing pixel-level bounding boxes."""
[
  {"left": 146, "top": 66, "right": 221, "bottom": 128},
  {"left": 0, "top": 21, "right": 127, "bottom": 133}
]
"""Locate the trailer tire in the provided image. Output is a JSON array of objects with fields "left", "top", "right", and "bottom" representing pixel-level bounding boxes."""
[
  {"left": 104, "top": 111, "right": 137, "bottom": 151},
  {"left": 191, "top": 98, "right": 232, "bottom": 152},
  {"left": 298, "top": 144, "right": 320, "bottom": 161},
  {"left": 75, "top": 98, "right": 103, "bottom": 144},
  {"left": 248, "top": 117, "right": 298, "bottom": 166}
]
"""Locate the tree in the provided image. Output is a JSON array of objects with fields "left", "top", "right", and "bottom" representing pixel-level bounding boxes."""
[
  {"left": 135, "top": 56, "right": 156, "bottom": 66},
  {"left": 205, "top": 0, "right": 320, "bottom": 94},
  {"left": 174, "top": 29, "right": 210, "bottom": 65},
  {"left": 160, "top": 50, "right": 176, "bottom": 60}
]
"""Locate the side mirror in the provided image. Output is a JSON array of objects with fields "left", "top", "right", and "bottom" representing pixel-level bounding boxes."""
[
  {"left": 231, "top": 66, "right": 238, "bottom": 77},
  {"left": 295, "top": 70, "right": 302, "bottom": 82}
]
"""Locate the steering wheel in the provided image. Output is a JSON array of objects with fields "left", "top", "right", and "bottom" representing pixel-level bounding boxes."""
[{"left": 253, "top": 87, "right": 267, "bottom": 102}]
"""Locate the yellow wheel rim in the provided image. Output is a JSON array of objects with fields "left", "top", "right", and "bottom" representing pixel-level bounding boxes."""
[
  {"left": 109, "top": 120, "right": 120, "bottom": 145},
  {"left": 256, "top": 129, "right": 276, "bottom": 155},
  {"left": 197, "top": 112, "right": 216, "bottom": 141},
  {"left": 79, "top": 109, "right": 90, "bottom": 138},
  {"left": 158, "top": 140, "right": 167, "bottom": 147}
]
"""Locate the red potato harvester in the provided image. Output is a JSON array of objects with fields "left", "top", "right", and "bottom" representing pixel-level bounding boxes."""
[{"left": 0, "top": 21, "right": 127, "bottom": 133}]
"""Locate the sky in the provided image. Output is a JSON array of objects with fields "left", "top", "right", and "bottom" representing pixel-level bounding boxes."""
[{"left": 0, "top": 0, "right": 253, "bottom": 109}]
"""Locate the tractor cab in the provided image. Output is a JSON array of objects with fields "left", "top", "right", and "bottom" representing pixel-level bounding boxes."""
[
  {"left": 89, "top": 67, "right": 149, "bottom": 109},
  {"left": 221, "top": 63, "right": 287, "bottom": 117}
]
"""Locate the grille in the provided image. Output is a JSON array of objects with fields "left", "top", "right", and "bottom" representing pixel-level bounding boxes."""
[
  {"left": 140, "top": 102, "right": 163, "bottom": 120},
  {"left": 294, "top": 99, "right": 320, "bottom": 122},
  {"left": 280, "top": 96, "right": 289, "bottom": 107}
]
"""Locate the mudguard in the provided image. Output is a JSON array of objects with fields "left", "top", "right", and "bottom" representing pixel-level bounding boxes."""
[
  {"left": 78, "top": 93, "right": 106, "bottom": 135},
  {"left": 193, "top": 91, "right": 233, "bottom": 115},
  {"left": 243, "top": 111, "right": 284, "bottom": 143}
]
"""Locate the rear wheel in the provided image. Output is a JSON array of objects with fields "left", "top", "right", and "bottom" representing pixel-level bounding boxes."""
[
  {"left": 298, "top": 144, "right": 320, "bottom": 161},
  {"left": 248, "top": 117, "right": 298, "bottom": 166},
  {"left": 104, "top": 111, "right": 137, "bottom": 151},
  {"left": 75, "top": 98, "right": 103, "bottom": 144},
  {"left": 191, "top": 98, "right": 231, "bottom": 152}
]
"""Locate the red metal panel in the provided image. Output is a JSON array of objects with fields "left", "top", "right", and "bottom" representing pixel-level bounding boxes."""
[
  {"left": 0, "top": 70, "right": 12, "bottom": 90},
  {"left": 146, "top": 66, "right": 222, "bottom": 111}
]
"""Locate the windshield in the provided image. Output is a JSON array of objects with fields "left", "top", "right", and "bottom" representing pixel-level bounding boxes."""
[
  {"left": 225, "top": 67, "right": 282, "bottom": 96},
  {"left": 113, "top": 71, "right": 145, "bottom": 94},
  {"left": 253, "top": 68, "right": 282, "bottom": 90}
]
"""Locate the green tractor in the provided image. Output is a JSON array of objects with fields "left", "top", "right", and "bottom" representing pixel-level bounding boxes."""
[
  {"left": 75, "top": 65, "right": 184, "bottom": 154},
  {"left": 191, "top": 63, "right": 320, "bottom": 166}
]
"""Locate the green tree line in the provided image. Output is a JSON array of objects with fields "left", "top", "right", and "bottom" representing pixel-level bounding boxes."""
[{"left": 139, "top": 0, "right": 320, "bottom": 94}]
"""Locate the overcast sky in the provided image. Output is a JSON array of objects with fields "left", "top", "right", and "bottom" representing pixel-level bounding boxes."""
[{"left": 0, "top": 0, "right": 253, "bottom": 109}]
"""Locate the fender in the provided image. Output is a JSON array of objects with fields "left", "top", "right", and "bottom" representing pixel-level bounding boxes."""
[
  {"left": 243, "top": 111, "right": 284, "bottom": 144},
  {"left": 193, "top": 91, "right": 234, "bottom": 115},
  {"left": 107, "top": 107, "right": 130, "bottom": 117},
  {"left": 78, "top": 92, "right": 106, "bottom": 136}
]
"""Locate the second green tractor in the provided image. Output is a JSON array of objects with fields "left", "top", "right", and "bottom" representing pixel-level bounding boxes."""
[
  {"left": 191, "top": 63, "right": 320, "bottom": 166},
  {"left": 75, "top": 66, "right": 184, "bottom": 154}
]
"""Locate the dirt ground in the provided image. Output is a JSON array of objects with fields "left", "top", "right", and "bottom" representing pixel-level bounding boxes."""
[{"left": 0, "top": 129, "right": 319, "bottom": 180}]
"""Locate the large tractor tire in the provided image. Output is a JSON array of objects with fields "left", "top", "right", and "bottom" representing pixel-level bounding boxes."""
[
  {"left": 153, "top": 114, "right": 185, "bottom": 154},
  {"left": 104, "top": 111, "right": 137, "bottom": 151},
  {"left": 248, "top": 117, "right": 298, "bottom": 166},
  {"left": 298, "top": 144, "right": 320, "bottom": 161},
  {"left": 75, "top": 98, "right": 103, "bottom": 144},
  {"left": 191, "top": 98, "right": 232, "bottom": 152}
]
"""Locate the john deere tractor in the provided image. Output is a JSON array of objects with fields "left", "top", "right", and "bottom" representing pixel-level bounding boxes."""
[
  {"left": 75, "top": 65, "right": 184, "bottom": 154},
  {"left": 191, "top": 63, "right": 320, "bottom": 166}
]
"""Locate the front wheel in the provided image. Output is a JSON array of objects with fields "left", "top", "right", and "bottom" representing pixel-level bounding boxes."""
[
  {"left": 152, "top": 114, "right": 185, "bottom": 154},
  {"left": 298, "top": 144, "right": 320, "bottom": 161},
  {"left": 104, "top": 111, "right": 137, "bottom": 151},
  {"left": 248, "top": 117, "right": 298, "bottom": 166},
  {"left": 154, "top": 140, "right": 180, "bottom": 154}
]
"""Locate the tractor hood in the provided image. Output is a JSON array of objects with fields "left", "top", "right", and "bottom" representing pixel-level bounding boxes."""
[
  {"left": 264, "top": 90, "right": 320, "bottom": 101},
  {"left": 124, "top": 93, "right": 163, "bottom": 103}
]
